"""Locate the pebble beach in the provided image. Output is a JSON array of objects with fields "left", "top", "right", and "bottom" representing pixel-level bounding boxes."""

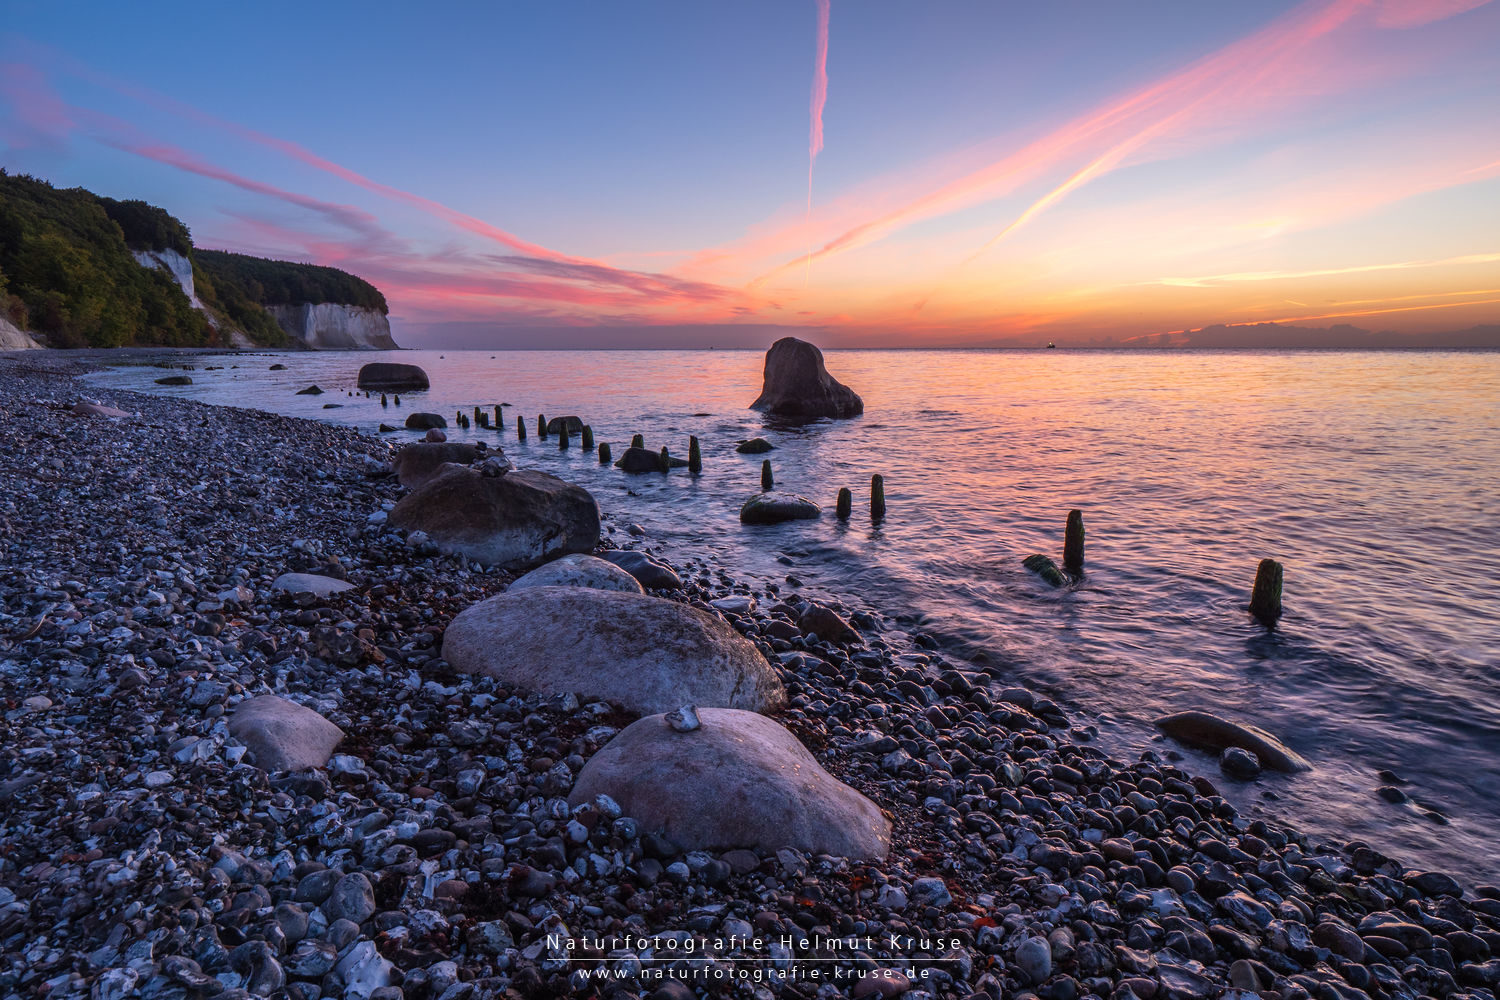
[{"left": 3, "top": 352, "right": 1499, "bottom": 1000}]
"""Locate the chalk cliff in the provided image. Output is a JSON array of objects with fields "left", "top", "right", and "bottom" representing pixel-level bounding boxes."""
[
  {"left": 266, "top": 303, "right": 399, "bottom": 350},
  {"left": 0, "top": 315, "right": 42, "bottom": 350}
]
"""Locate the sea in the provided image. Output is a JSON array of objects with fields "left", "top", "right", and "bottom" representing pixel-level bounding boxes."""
[{"left": 84, "top": 348, "right": 1500, "bottom": 881}]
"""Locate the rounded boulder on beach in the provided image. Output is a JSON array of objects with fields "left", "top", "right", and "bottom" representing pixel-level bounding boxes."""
[
  {"left": 507, "top": 552, "right": 643, "bottom": 594},
  {"left": 390, "top": 466, "right": 599, "bottom": 569},
  {"left": 442, "top": 587, "right": 785, "bottom": 715},
  {"left": 570, "top": 707, "right": 890, "bottom": 859}
]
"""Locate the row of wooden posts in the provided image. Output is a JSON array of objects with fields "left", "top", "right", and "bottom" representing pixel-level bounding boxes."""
[{"left": 366, "top": 393, "right": 1283, "bottom": 625}]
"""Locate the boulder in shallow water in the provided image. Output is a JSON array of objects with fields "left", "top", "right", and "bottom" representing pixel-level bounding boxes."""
[
  {"left": 229, "top": 695, "right": 343, "bottom": 772},
  {"left": 295, "top": 384, "right": 323, "bottom": 395},
  {"left": 750, "top": 337, "right": 863, "bottom": 420},
  {"left": 404, "top": 412, "right": 447, "bottom": 431},
  {"left": 392, "top": 442, "right": 480, "bottom": 488},
  {"left": 272, "top": 573, "right": 355, "bottom": 597},
  {"left": 614, "top": 446, "right": 666, "bottom": 473},
  {"left": 545, "top": 415, "right": 584, "bottom": 436},
  {"left": 155, "top": 375, "right": 192, "bottom": 385},
  {"left": 736, "top": 437, "right": 775, "bottom": 454},
  {"left": 508, "top": 553, "right": 644, "bottom": 594},
  {"left": 442, "top": 587, "right": 784, "bottom": 715},
  {"left": 740, "top": 492, "right": 821, "bottom": 524},
  {"left": 357, "top": 362, "right": 429, "bottom": 392},
  {"left": 599, "top": 550, "right": 683, "bottom": 590},
  {"left": 569, "top": 707, "right": 889, "bottom": 858},
  {"left": 389, "top": 467, "right": 599, "bottom": 569},
  {"left": 1155, "top": 710, "right": 1309, "bottom": 772}
]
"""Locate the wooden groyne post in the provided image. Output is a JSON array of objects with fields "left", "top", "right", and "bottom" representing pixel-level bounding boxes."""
[
  {"left": 836, "top": 487, "right": 852, "bottom": 519},
  {"left": 1064, "top": 509, "right": 1085, "bottom": 575},
  {"left": 688, "top": 436, "right": 701, "bottom": 474},
  {"left": 598, "top": 442, "right": 612, "bottom": 464},
  {"left": 761, "top": 460, "right": 773, "bottom": 492},
  {"left": 1250, "top": 559, "right": 1283, "bottom": 624},
  {"left": 871, "top": 474, "right": 886, "bottom": 521}
]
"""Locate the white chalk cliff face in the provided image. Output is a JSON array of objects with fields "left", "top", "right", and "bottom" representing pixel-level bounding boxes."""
[
  {"left": 0, "top": 314, "right": 42, "bottom": 350},
  {"left": 266, "top": 303, "right": 399, "bottom": 350},
  {"left": 132, "top": 249, "right": 204, "bottom": 311}
]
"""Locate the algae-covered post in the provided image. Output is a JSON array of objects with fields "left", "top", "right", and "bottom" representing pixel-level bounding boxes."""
[
  {"left": 1064, "top": 509, "right": 1085, "bottom": 575},
  {"left": 517, "top": 419, "right": 526, "bottom": 442},
  {"left": 493, "top": 405, "right": 503, "bottom": 428},
  {"left": 473, "top": 407, "right": 483, "bottom": 427},
  {"left": 538, "top": 415, "right": 547, "bottom": 439},
  {"left": 836, "top": 487, "right": 852, "bottom": 519},
  {"left": 598, "top": 442, "right": 612, "bottom": 464},
  {"left": 632, "top": 433, "right": 645, "bottom": 449},
  {"left": 871, "top": 474, "right": 886, "bottom": 521},
  {"left": 559, "top": 427, "right": 570, "bottom": 450},
  {"left": 1250, "top": 558, "right": 1283, "bottom": 623},
  {"left": 380, "top": 393, "right": 387, "bottom": 408},
  {"left": 659, "top": 446, "right": 671, "bottom": 472},
  {"left": 688, "top": 436, "right": 702, "bottom": 474},
  {"left": 761, "top": 460, "right": 774, "bottom": 492}
]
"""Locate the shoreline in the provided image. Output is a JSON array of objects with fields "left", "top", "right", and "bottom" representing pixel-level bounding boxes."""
[{"left": 2, "top": 356, "right": 1496, "bottom": 1000}]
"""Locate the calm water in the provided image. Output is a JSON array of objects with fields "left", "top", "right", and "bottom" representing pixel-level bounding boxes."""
[{"left": 86, "top": 349, "right": 1500, "bottom": 879}]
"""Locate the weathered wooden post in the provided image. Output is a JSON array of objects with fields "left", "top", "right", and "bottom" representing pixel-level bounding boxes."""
[
  {"left": 836, "top": 487, "right": 852, "bottom": 519},
  {"left": 538, "top": 414, "right": 547, "bottom": 439},
  {"left": 473, "top": 406, "right": 483, "bottom": 427},
  {"left": 493, "top": 405, "right": 503, "bottom": 428},
  {"left": 1064, "top": 510, "right": 1085, "bottom": 575},
  {"left": 582, "top": 425, "right": 594, "bottom": 451},
  {"left": 632, "top": 433, "right": 645, "bottom": 449},
  {"left": 598, "top": 442, "right": 612, "bottom": 464},
  {"left": 688, "top": 436, "right": 702, "bottom": 474},
  {"left": 559, "top": 425, "right": 570, "bottom": 450},
  {"left": 659, "top": 446, "right": 671, "bottom": 471},
  {"left": 1250, "top": 559, "right": 1283, "bottom": 624},
  {"left": 393, "top": 395, "right": 401, "bottom": 406},
  {"left": 870, "top": 475, "right": 886, "bottom": 520},
  {"left": 761, "top": 460, "right": 773, "bottom": 492},
  {"left": 518, "top": 418, "right": 527, "bottom": 442},
  {"left": 380, "top": 393, "right": 388, "bottom": 407},
  {"left": 456, "top": 410, "right": 462, "bottom": 426}
]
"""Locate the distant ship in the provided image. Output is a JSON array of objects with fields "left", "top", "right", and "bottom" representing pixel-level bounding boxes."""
[{"left": 1046, "top": 341, "right": 1057, "bottom": 349}]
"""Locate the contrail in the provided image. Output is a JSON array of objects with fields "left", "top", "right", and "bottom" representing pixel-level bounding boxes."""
[{"left": 804, "top": 0, "right": 830, "bottom": 283}]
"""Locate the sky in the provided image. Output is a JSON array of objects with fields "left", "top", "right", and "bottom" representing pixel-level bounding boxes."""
[{"left": 1, "top": 0, "right": 1498, "bottom": 348}]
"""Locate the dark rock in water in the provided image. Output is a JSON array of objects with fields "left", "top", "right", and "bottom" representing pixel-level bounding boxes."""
[
  {"left": 295, "top": 385, "right": 323, "bottom": 395},
  {"left": 736, "top": 437, "right": 775, "bottom": 454},
  {"left": 545, "top": 415, "right": 584, "bottom": 436},
  {"left": 750, "top": 337, "right": 863, "bottom": 420},
  {"left": 389, "top": 466, "right": 599, "bottom": 568},
  {"left": 404, "top": 412, "right": 447, "bottom": 431},
  {"left": 599, "top": 549, "right": 683, "bottom": 590},
  {"left": 228, "top": 695, "right": 343, "bottom": 772},
  {"left": 378, "top": 423, "right": 397, "bottom": 432},
  {"left": 269, "top": 363, "right": 287, "bottom": 370},
  {"left": 391, "top": 442, "right": 481, "bottom": 489},
  {"left": 1155, "top": 710, "right": 1309, "bottom": 772},
  {"left": 615, "top": 445, "right": 667, "bottom": 473},
  {"left": 1023, "top": 553, "right": 1068, "bottom": 587},
  {"left": 1220, "top": 746, "right": 1262, "bottom": 780},
  {"left": 155, "top": 375, "right": 192, "bottom": 385},
  {"left": 357, "top": 362, "right": 429, "bottom": 391},
  {"left": 740, "top": 492, "right": 821, "bottom": 524},
  {"left": 568, "top": 707, "right": 889, "bottom": 857},
  {"left": 442, "top": 588, "right": 784, "bottom": 714},
  {"left": 322, "top": 403, "right": 343, "bottom": 409}
]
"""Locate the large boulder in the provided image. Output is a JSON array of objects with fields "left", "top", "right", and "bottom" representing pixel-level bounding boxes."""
[
  {"left": 750, "top": 337, "right": 863, "bottom": 420},
  {"left": 405, "top": 412, "right": 447, "bottom": 431},
  {"left": 229, "top": 695, "right": 343, "bottom": 772},
  {"left": 570, "top": 708, "right": 890, "bottom": 858},
  {"left": 389, "top": 467, "right": 599, "bottom": 569},
  {"left": 598, "top": 550, "right": 682, "bottom": 590},
  {"left": 442, "top": 588, "right": 785, "bottom": 715},
  {"left": 1155, "top": 711, "right": 1310, "bottom": 772},
  {"left": 740, "top": 492, "right": 821, "bottom": 524},
  {"left": 545, "top": 415, "right": 584, "bottom": 436},
  {"left": 508, "top": 553, "right": 643, "bottom": 594},
  {"left": 392, "top": 442, "right": 481, "bottom": 489},
  {"left": 614, "top": 446, "right": 666, "bottom": 473},
  {"left": 155, "top": 375, "right": 192, "bottom": 386},
  {"left": 358, "top": 362, "right": 430, "bottom": 392}
]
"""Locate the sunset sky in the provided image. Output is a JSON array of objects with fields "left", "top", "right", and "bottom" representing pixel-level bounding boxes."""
[{"left": 2, "top": 0, "right": 1497, "bottom": 347}]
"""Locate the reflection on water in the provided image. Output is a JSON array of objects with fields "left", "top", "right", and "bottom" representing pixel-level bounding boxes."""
[{"left": 88, "top": 348, "right": 1500, "bottom": 878}]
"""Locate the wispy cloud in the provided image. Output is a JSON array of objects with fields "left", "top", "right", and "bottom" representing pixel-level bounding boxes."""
[
  {"left": 1153, "top": 252, "right": 1500, "bottom": 288},
  {"left": 803, "top": 0, "right": 831, "bottom": 280}
]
